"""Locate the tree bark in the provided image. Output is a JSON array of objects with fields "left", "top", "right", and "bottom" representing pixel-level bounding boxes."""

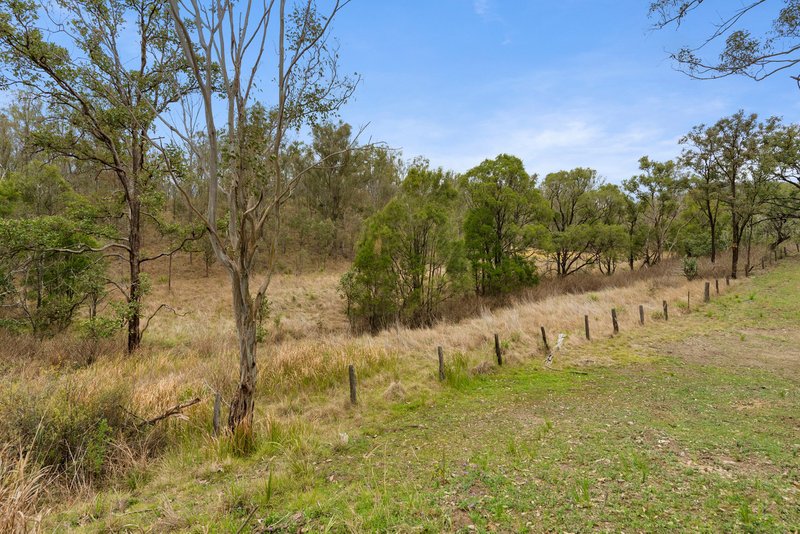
[
  {"left": 710, "top": 220, "right": 717, "bottom": 263},
  {"left": 227, "top": 272, "right": 258, "bottom": 434},
  {"left": 127, "top": 192, "right": 142, "bottom": 353}
]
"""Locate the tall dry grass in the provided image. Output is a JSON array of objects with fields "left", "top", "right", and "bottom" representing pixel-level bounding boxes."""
[
  {"left": 0, "top": 245, "right": 779, "bottom": 522},
  {"left": 0, "top": 445, "right": 48, "bottom": 534}
]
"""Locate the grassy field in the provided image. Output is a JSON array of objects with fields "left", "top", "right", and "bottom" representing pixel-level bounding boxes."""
[{"left": 40, "top": 256, "right": 800, "bottom": 532}]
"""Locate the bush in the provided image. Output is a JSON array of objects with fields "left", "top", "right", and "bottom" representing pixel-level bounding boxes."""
[
  {"left": 682, "top": 257, "right": 698, "bottom": 280},
  {"left": 341, "top": 165, "right": 468, "bottom": 333},
  {"left": 0, "top": 216, "right": 106, "bottom": 337},
  {"left": 0, "top": 380, "right": 162, "bottom": 488}
]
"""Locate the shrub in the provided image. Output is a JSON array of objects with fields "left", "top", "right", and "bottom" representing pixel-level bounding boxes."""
[
  {"left": 682, "top": 256, "right": 698, "bottom": 280},
  {"left": 341, "top": 165, "right": 468, "bottom": 333},
  {"left": 0, "top": 216, "right": 106, "bottom": 337},
  {"left": 0, "top": 380, "right": 162, "bottom": 488}
]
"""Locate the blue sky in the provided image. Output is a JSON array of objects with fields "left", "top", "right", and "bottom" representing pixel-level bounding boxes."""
[
  {"left": 2, "top": 0, "right": 795, "bottom": 184},
  {"left": 330, "top": 0, "right": 800, "bottom": 182}
]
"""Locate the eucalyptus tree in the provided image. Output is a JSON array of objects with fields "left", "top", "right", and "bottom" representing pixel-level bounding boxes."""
[
  {"left": 462, "top": 154, "right": 550, "bottom": 294},
  {"left": 341, "top": 165, "right": 467, "bottom": 332},
  {"left": 650, "top": 1, "right": 800, "bottom": 89},
  {"left": 681, "top": 112, "right": 777, "bottom": 278},
  {"left": 681, "top": 131, "right": 724, "bottom": 262},
  {"left": 762, "top": 123, "right": 800, "bottom": 219},
  {"left": 0, "top": 0, "right": 194, "bottom": 352},
  {"left": 164, "top": 0, "right": 356, "bottom": 435},
  {"left": 624, "top": 157, "right": 688, "bottom": 266},
  {"left": 540, "top": 167, "right": 601, "bottom": 277},
  {"left": 294, "top": 121, "right": 400, "bottom": 258},
  {"left": 588, "top": 183, "right": 629, "bottom": 275}
]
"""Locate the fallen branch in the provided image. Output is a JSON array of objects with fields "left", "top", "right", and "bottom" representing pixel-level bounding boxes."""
[{"left": 138, "top": 398, "right": 201, "bottom": 427}]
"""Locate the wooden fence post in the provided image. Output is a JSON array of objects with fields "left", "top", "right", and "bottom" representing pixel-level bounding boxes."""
[
  {"left": 611, "top": 308, "right": 619, "bottom": 334},
  {"left": 437, "top": 346, "right": 444, "bottom": 381},
  {"left": 725, "top": 275, "right": 730, "bottom": 286},
  {"left": 715, "top": 279, "right": 719, "bottom": 295},
  {"left": 584, "top": 315, "right": 590, "bottom": 341},
  {"left": 494, "top": 333, "right": 502, "bottom": 366},
  {"left": 639, "top": 305, "right": 644, "bottom": 325},
  {"left": 762, "top": 257, "right": 766, "bottom": 270},
  {"left": 662, "top": 300, "right": 668, "bottom": 321},
  {"left": 212, "top": 393, "right": 221, "bottom": 436},
  {"left": 540, "top": 326, "right": 549, "bottom": 352},
  {"left": 687, "top": 290, "right": 690, "bottom": 311},
  {"left": 704, "top": 282, "right": 710, "bottom": 303},
  {"left": 348, "top": 364, "right": 357, "bottom": 405}
]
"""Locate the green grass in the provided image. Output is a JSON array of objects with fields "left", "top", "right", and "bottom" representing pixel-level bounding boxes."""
[{"left": 50, "top": 260, "right": 800, "bottom": 532}]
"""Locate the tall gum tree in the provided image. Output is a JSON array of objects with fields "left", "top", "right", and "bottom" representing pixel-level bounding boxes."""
[
  {"left": 0, "top": 0, "right": 195, "bottom": 352},
  {"left": 681, "top": 112, "right": 776, "bottom": 278},
  {"left": 163, "top": 0, "right": 356, "bottom": 435},
  {"left": 623, "top": 157, "right": 688, "bottom": 266}
]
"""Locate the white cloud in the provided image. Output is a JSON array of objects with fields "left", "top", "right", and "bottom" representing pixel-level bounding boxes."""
[{"left": 473, "top": 0, "right": 490, "bottom": 17}]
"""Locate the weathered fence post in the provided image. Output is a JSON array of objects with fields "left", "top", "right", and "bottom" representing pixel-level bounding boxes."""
[
  {"left": 662, "top": 300, "right": 668, "bottom": 321},
  {"left": 762, "top": 257, "right": 766, "bottom": 270},
  {"left": 437, "top": 346, "right": 445, "bottom": 382},
  {"left": 348, "top": 364, "right": 357, "bottom": 405},
  {"left": 611, "top": 308, "right": 619, "bottom": 334},
  {"left": 774, "top": 249, "right": 779, "bottom": 262},
  {"left": 212, "top": 393, "right": 221, "bottom": 436},
  {"left": 639, "top": 305, "right": 644, "bottom": 325},
  {"left": 715, "top": 279, "right": 719, "bottom": 295},
  {"left": 494, "top": 333, "right": 502, "bottom": 366},
  {"left": 725, "top": 275, "right": 730, "bottom": 286},
  {"left": 704, "top": 282, "right": 710, "bottom": 303},
  {"left": 584, "top": 315, "right": 590, "bottom": 341},
  {"left": 540, "top": 326, "right": 549, "bottom": 352}
]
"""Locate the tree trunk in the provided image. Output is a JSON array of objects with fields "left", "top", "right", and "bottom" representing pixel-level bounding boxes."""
[
  {"left": 227, "top": 273, "right": 258, "bottom": 435},
  {"left": 127, "top": 193, "right": 142, "bottom": 353},
  {"left": 710, "top": 220, "right": 717, "bottom": 263},
  {"left": 730, "top": 180, "right": 738, "bottom": 279}
]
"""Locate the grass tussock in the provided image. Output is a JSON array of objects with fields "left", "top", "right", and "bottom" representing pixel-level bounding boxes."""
[{"left": 0, "top": 445, "right": 49, "bottom": 533}]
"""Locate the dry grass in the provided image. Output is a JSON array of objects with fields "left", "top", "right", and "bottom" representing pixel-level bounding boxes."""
[
  {"left": 0, "top": 445, "right": 48, "bottom": 533},
  {"left": 0, "top": 245, "right": 780, "bottom": 524}
]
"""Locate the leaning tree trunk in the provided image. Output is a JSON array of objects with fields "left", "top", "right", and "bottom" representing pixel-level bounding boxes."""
[{"left": 228, "top": 272, "right": 258, "bottom": 435}]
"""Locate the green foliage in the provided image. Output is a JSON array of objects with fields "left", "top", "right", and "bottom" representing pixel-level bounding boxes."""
[
  {"left": 624, "top": 157, "right": 689, "bottom": 265},
  {"left": 0, "top": 177, "right": 19, "bottom": 216},
  {"left": 341, "top": 164, "right": 468, "bottom": 332},
  {"left": 682, "top": 256, "right": 698, "bottom": 280},
  {"left": 0, "top": 380, "right": 138, "bottom": 484},
  {"left": 462, "top": 154, "right": 549, "bottom": 295},
  {"left": 78, "top": 315, "right": 122, "bottom": 341},
  {"left": 0, "top": 216, "right": 105, "bottom": 336}
]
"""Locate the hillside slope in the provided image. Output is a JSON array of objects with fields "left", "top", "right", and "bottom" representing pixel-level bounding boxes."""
[{"left": 55, "top": 259, "right": 800, "bottom": 532}]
